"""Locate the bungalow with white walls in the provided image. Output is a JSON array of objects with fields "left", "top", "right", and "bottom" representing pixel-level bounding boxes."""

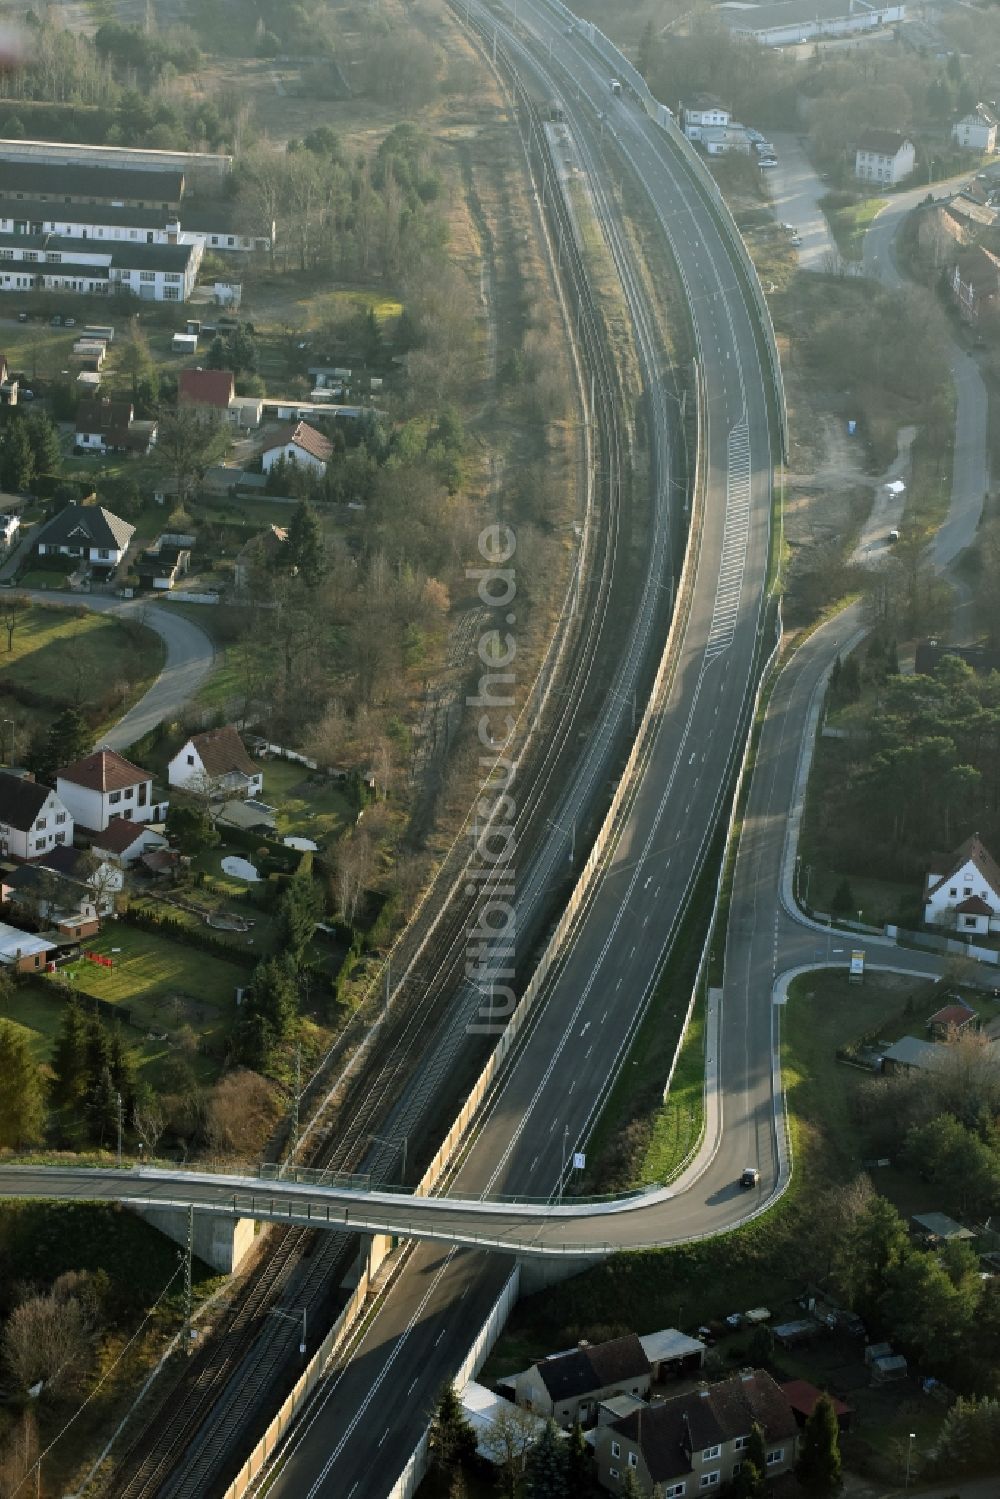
[
  {"left": 168, "top": 725, "right": 263, "bottom": 799},
  {"left": 924, "top": 834, "right": 1000, "bottom": 934}
]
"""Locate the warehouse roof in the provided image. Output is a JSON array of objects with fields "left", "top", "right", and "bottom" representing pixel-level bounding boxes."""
[{"left": 0, "top": 159, "right": 183, "bottom": 203}]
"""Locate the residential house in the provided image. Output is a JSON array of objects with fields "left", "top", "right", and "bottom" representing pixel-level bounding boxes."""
[
  {"left": 881, "top": 1035, "right": 943, "bottom": 1076},
  {"left": 235, "top": 524, "right": 287, "bottom": 590},
  {"left": 951, "top": 245, "right": 1000, "bottom": 324},
  {"left": 167, "top": 725, "right": 263, "bottom": 799},
  {"left": 261, "top": 420, "right": 333, "bottom": 477},
  {"left": 953, "top": 104, "right": 999, "bottom": 153},
  {"left": 5, "top": 863, "right": 100, "bottom": 939},
  {"left": 927, "top": 999, "right": 978, "bottom": 1038},
  {"left": 854, "top": 131, "right": 915, "bottom": 186},
  {"left": 0, "top": 770, "right": 74, "bottom": 860},
  {"left": 0, "top": 920, "right": 56, "bottom": 973},
  {"left": 37, "top": 841, "right": 123, "bottom": 910},
  {"left": 681, "top": 95, "right": 732, "bottom": 142},
  {"left": 0, "top": 198, "right": 269, "bottom": 257},
  {"left": 781, "top": 1380, "right": 853, "bottom": 1434},
  {"left": 514, "top": 1335, "right": 652, "bottom": 1427},
  {"left": 178, "top": 367, "right": 235, "bottom": 411},
  {"left": 924, "top": 833, "right": 1000, "bottom": 932},
  {"left": 91, "top": 816, "right": 167, "bottom": 867},
  {"left": 56, "top": 749, "right": 167, "bottom": 835},
  {"left": 0, "top": 231, "right": 201, "bottom": 302},
  {"left": 228, "top": 395, "right": 265, "bottom": 429},
  {"left": 594, "top": 1370, "right": 798, "bottom": 1496},
  {"left": 75, "top": 397, "right": 157, "bottom": 456},
  {"left": 33, "top": 502, "right": 134, "bottom": 571}
]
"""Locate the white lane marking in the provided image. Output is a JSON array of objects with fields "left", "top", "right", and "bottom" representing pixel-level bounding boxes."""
[{"left": 705, "top": 420, "right": 752, "bottom": 663}]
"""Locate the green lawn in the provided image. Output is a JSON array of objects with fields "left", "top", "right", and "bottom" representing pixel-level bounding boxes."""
[
  {"left": 52, "top": 926, "right": 251, "bottom": 1073},
  {"left": 259, "top": 757, "right": 355, "bottom": 844},
  {"left": 820, "top": 194, "right": 887, "bottom": 261},
  {"left": 2, "top": 601, "right": 166, "bottom": 739}
]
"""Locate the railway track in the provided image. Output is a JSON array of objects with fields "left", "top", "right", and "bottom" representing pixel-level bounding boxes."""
[{"left": 100, "top": 23, "right": 685, "bottom": 1498}]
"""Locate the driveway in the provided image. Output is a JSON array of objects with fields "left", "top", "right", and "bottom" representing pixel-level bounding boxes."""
[
  {"left": 22, "top": 589, "right": 215, "bottom": 750},
  {"left": 766, "top": 133, "right": 839, "bottom": 270}
]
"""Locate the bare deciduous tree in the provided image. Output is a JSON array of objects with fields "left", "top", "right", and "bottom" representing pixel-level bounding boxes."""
[
  {"left": 204, "top": 1069, "right": 282, "bottom": 1161},
  {"left": 2, "top": 1272, "right": 101, "bottom": 1397}
]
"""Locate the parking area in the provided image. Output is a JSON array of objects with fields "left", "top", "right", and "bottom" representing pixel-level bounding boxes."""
[{"left": 764, "top": 132, "right": 840, "bottom": 270}]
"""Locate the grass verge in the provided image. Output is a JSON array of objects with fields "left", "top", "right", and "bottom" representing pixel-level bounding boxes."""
[{"left": 819, "top": 194, "right": 887, "bottom": 261}]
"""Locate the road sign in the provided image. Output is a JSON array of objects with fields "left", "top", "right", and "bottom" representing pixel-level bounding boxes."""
[
  {"left": 572, "top": 1152, "right": 586, "bottom": 1170},
  {"left": 849, "top": 949, "right": 865, "bottom": 982}
]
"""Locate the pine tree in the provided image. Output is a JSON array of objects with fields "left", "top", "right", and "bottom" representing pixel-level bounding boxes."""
[
  {"left": 732, "top": 1459, "right": 765, "bottom": 1498},
  {"left": 276, "top": 871, "right": 320, "bottom": 967},
  {"left": 2, "top": 419, "right": 35, "bottom": 491},
  {"left": 619, "top": 1471, "right": 644, "bottom": 1499},
  {"left": 25, "top": 411, "right": 62, "bottom": 475},
  {"left": 51, "top": 997, "right": 89, "bottom": 1110},
  {"left": 524, "top": 1418, "right": 567, "bottom": 1498},
  {"left": 747, "top": 1423, "right": 767, "bottom": 1476},
  {"left": 428, "top": 1382, "right": 477, "bottom": 1474},
  {"left": 0, "top": 1020, "right": 45, "bottom": 1147},
  {"left": 44, "top": 705, "right": 91, "bottom": 778},
  {"left": 286, "top": 500, "right": 325, "bottom": 588},
  {"left": 566, "top": 1420, "right": 589, "bottom": 1490},
  {"left": 796, "top": 1394, "right": 842, "bottom": 1494}
]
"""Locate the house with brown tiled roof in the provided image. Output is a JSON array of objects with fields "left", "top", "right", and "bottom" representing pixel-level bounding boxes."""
[
  {"left": 74, "top": 397, "right": 157, "bottom": 456},
  {"left": 927, "top": 998, "right": 978, "bottom": 1038},
  {"left": 924, "top": 833, "right": 1000, "bottom": 934},
  {"left": 262, "top": 420, "right": 333, "bottom": 477},
  {"left": 167, "top": 725, "right": 263, "bottom": 800},
  {"left": 56, "top": 749, "right": 167, "bottom": 835},
  {"left": 917, "top": 202, "right": 972, "bottom": 268},
  {"left": 178, "top": 367, "right": 236, "bottom": 411},
  {"left": 594, "top": 1370, "right": 798, "bottom": 1496}
]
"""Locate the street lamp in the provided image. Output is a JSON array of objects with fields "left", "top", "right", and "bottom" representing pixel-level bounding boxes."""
[
  {"left": 269, "top": 1307, "right": 307, "bottom": 1357},
  {"left": 904, "top": 1431, "right": 916, "bottom": 1490},
  {"left": 1, "top": 717, "right": 13, "bottom": 765}
]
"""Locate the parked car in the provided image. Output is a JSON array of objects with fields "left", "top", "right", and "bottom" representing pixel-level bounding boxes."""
[
  {"left": 740, "top": 1166, "right": 760, "bottom": 1189},
  {"left": 16, "top": 310, "right": 27, "bottom": 322},
  {"left": 64, "top": 317, "right": 76, "bottom": 328},
  {"left": 20, "top": 388, "right": 34, "bottom": 400},
  {"left": 50, "top": 314, "right": 62, "bottom": 326},
  {"left": 758, "top": 158, "right": 778, "bottom": 170},
  {"left": 754, "top": 141, "right": 775, "bottom": 155}
]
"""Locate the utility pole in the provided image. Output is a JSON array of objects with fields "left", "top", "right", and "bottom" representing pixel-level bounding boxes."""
[
  {"left": 558, "top": 1125, "right": 569, "bottom": 1204},
  {"left": 292, "top": 1043, "right": 302, "bottom": 1151},
  {"left": 116, "top": 1091, "right": 123, "bottom": 1168},
  {"left": 184, "top": 1204, "right": 194, "bottom": 1344},
  {"left": 384, "top": 957, "right": 391, "bottom": 1021}
]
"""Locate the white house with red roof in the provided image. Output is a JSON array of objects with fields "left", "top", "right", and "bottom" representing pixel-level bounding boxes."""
[
  {"left": 167, "top": 725, "right": 263, "bottom": 799},
  {"left": 91, "top": 818, "right": 168, "bottom": 868},
  {"left": 56, "top": 749, "right": 168, "bottom": 836},
  {"left": 261, "top": 420, "right": 333, "bottom": 477},
  {"left": 924, "top": 834, "right": 1000, "bottom": 935}
]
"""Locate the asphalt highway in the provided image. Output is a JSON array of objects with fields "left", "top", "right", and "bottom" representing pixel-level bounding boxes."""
[{"left": 0, "top": 5, "right": 785, "bottom": 1493}]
